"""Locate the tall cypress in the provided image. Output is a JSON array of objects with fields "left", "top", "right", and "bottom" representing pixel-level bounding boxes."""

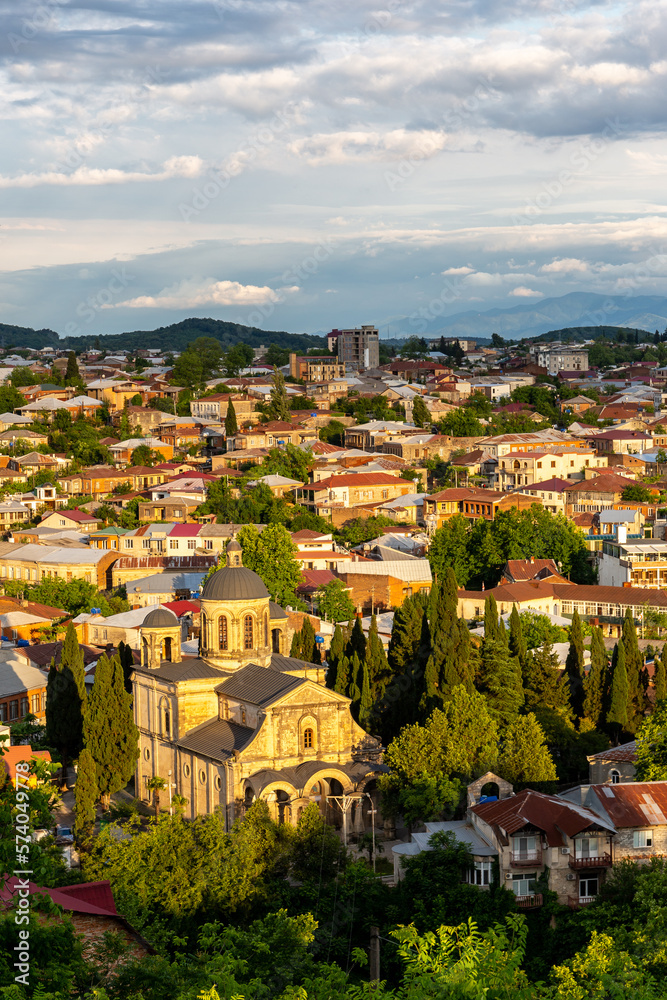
[
  {"left": 565, "top": 609, "right": 586, "bottom": 717},
  {"left": 333, "top": 653, "right": 351, "bottom": 697},
  {"left": 387, "top": 594, "right": 427, "bottom": 677},
  {"left": 477, "top": 599, "right": 524, "bottom": 727},
  {"left": 655, "top": 645, "right": 667, "bottom": 702},
  {"left": 290, "top": 617, "right": 322, "bottom": 664},
  {"left": 622, "top": 608, "right": 645, "bottom": 729},
  {"left": 422, "top": 570, "right": 471, "bottom": 704},
  {"left": 365, "top": 615, "right": 390, "bottom": 701},
  {"left": 117, "top": 640, "right": 135, "bottom": 694},
  {"left": 357, "top": 662, "right": 372, "bottom": 732},
  {"left": 225, "top": 400, "right": 238, "bottom": 437},
  {"left": 84, "top": 653, "right": 139, "bottom": 808},
  {"left": 484, "top": 594, "right": 500, "bottom": 645},
  {"left": 584, "top": 627, "right": 607, "bottom": 728},
  {"left": 45, "top": 623, "right": 87, "bottom": 767},
  {"left": 606, "top": 642, "right": 629, "bottom": 742},
  {"left": 347, "top": 651, "right": 362, "bottom": 707},
  {"left": 326, "top": 624, "right": 346, "bottom": 691},
  {"left": 74, "top": 748, "right": 98, "bottom": 848},
  {"left": 508, "top": 605, "right": 528, "bottom": 680},
  {"left": 346, "top": 617, "right": 367, "bottom": 663}
]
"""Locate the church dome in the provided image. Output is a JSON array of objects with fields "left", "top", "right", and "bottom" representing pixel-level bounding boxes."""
[
  {"left": 201, "top": 566, "right": 269, "bottom": 602},
  {"left": 142, "top": 607, "right": 179, "bottom": 628}
]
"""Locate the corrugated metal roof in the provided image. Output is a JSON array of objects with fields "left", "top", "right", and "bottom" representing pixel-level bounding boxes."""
[
  {"left": 589, "top": 781, "right": 667, "bottom": 827},
  {"left": 587, "top": 740, "right": 637, "bottom": 764},
  {"left": 339, "top": 560, "right": 432, "bottom": 582},
  {"left": 133, "top": 657, "right": 228, "bottom": 682},
  {"left": 471, "top": 788, "right": 615, "bottom": 844}
]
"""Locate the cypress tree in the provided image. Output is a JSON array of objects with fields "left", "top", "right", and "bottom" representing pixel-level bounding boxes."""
[
  {"left": 622, "top": 608, "right": 646, "bottom": 728},
  {"left": 347, "top": 651, "right": 362, "bottom": 707},
  {"left": 387, "top": 594, "right": 427, "bottom": 676},
  {"left": 290, "top": 617, "right": 322, "bottom": 664},
  {"left": 333, "top": 654, "right": 350, "bottom": 697},
  {"left": 655, "top": 645, "right": 667, "bottom": 702},
  {"left": 565, "top": 609, "right": 586, "bottom": 717},
  {"left": 357, "top": 662, "right": 372, "bottom": 731},
  {"left": 84, "top": 653, "right": 139, "bottom": 808},
  {"left": 477, "top": 636, "right": 524, "bottom": 727},
  {"left": 326, "top": 624, "right": 346, "bottom": 691},
  {"left": 607, "top": 642, "right": 629, "bottom": 742},
  {"left": 225, "top": 399, "right": 238, "bottom": 437},
  {"left": 365, "top": 615, "right": 390, "bottom": 701},
  {"left": 45, "top": 623, "right": 87, "bottom": 768},
  {"left": 346, "top": 616, "right": 367, "bottom": 662},
  {"left": 74, "top": 748, "right": 98, "bottom": 849},
  {"left": 117, "top": 640, "right": 135, "bottom": 694},
  {"left": 584, "top": 627, "right": 606, "bottom": 727},
  {"left": 508, "top": 605, "right": 527, "bottom": 679},
  {"left": 484, "top": 594, "right": 500, "bottom": 645},
  {"left": 64, "top": 351, "right": 81, "bottom": 385},
  {"left": 524, "top": 641, "right": 571, "bottom": 714}
]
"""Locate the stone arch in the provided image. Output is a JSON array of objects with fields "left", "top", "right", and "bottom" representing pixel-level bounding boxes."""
[
  {"left": 260, "top": 780, "right": 298, "bottom": 825},
  {"left": 158, "top": 696, "right": 171, "bottom": 738},
  {"left": 466, "top": 771, "right": 513, "bottom": 807},
  {"left": 272, "top": 627, "right": 282, "bottom": 653},
  {"left": 298, "top": 713, "right": 318, "bottom": 754}
]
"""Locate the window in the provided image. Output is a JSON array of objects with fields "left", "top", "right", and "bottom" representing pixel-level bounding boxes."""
[
  {"left": 610, "top": 769, "right": 620, "bottom": 784},
  {"left": 31, "top": 694, "right": 39, "bottom": 713},
  {"left": 188, "top": 539, "right": 196, "bottom": 550},
  {"left": 41, "top": 691, "right": 46, "bottom": 711},
  {"left": 512, "top": 835, "right": 538, "bottom": 862},
  {"left": 183, "top": 763, "right": 190, "bottom": 778},
  {"left": 241, "top": 707, "right": 246, "bottom": 725},
  {"left": 0, "top": 703, "right": 6, "bottom": 722},
  {"left": 205, "top": 540, "right": 213, "bottom": 550},
  {"left": 124, "top": 539, "right": 133, "bottom": 548},
  {"left": 633, "top": 830, "right": 653, "bottom": 848},
  {"left": 170, "top": 539, "right": 178, "bottom": 549},
  {"left": 219, "top": 616, "right": 228, "bottom": 651},
  {"left": 575, "top": 837, "right": 599, "bottom": 859},
  {"left": 20, "top": 698, "right": 28, "bottom": 718},
  {"left": 512, "top": 872, "right": 536, "bottom": 897},
  {"left": 143, "top": 539, "right": 151, "bottom": 549},
  {"left": 243, "top": 615, "right": 253, "bottom": 649},
  {"left": 579, "top": 876, "right": 598, "bottom": 901},
  {"left": 468, "top": 861, "right": 492, "bottom": 886},
  {"left": 303, "top": 727, "right": 314, "bottom": 749}
]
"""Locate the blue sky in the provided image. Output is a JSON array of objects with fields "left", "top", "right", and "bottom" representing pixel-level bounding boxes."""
[{"left": 2, "top": 0, "right": 667, "bottom": 338}]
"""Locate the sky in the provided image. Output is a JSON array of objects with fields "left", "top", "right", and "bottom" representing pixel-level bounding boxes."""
[{"left": 2, "top": 0, "right": 667, "bottom": 339}]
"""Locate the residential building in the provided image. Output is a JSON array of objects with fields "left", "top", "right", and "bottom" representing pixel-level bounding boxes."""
[
  {"left": 0, "top": 543, "right": 116, "bottom": 590},
  {"left": 190, "top": 394, "right": 258, "bottom": 424},
  {"left": 495, "top": 448, "right": 606, "bottom": 491},
  {"left": 125, "top": 571, "right": 208, "bottom": 607},
  {"left": 587, "top": 429, "right": 654, "bottom": 455},
  {"left": 0, "top": 655, "right": 49, "bottom": 723},
  {"left": 289, "top": 354, "right": 345, "bottom": 381},
  {"left": 536, "top": 346, "right": 589, "bottom": 376},
  {"left": 227, "top": 421, "right": 318, "bottom": 452},
  {"left": 334, "top": 557, "right": 432, "bottom": 611},
  {"left": 329, "top": 326, "right": 379, "bottom": 370},
  {"left": 108, "top": 438, "right": 174, "bottom": 465},
  {"left": 520, "top": 478, "right": 571, "bottom": 513},
  {"left": 422, "top": 488, "right": 540, "bottom": 533},
  {"left": 297, "top": 473, "right": 415, "bottom": 514},
  {"left": 587, "top": 742, "right": 637, "bottom": 785},
  {"left": 39, "top": 509, "right": 101, "bottom": 533},
  {"left": 598, "top": 537, "right": 667, "bottom": 589},
  {"left": 563, "top": 473, "right": 642, "bottom": 517},
  {"left": 560, "top": 395, "right": 596, "bottom": 415},
  {"left": 344, "top": 421, "right": 419, "bottom": 451}
]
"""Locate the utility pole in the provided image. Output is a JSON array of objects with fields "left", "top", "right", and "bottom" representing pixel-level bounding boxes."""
[{"left": 370, "top": 925, "right": 380, "bottom": 985}]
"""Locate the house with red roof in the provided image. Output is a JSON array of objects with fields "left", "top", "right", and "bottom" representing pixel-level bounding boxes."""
[{"left": 39, "top": 509, "right": 101, "bottom": 533}]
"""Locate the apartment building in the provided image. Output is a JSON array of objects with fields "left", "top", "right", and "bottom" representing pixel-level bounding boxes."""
[
  {"left": 227, "top": 421, "right": 318, "bottom": 452},
  {"left": 422, "top": 488, "right": 539, "bottom": 533},
  {"left": 535, "top": 346, "right": 589, "bottom": 376},
  {"left": 0, "top": 543, "right": 116, "bottom": 590},
  {"left": 329, "top": 325, "right": 379, "bottom": 370},
  {"left": 495, "top": 448, "right": 606, "bottom": 490},
  {"left": 289, "top": 354, "right": 345, "bottom": 381},
  {"left": 587, "top": 429, "right": 654, "bottom": 455},
  {"left": 563, "top": 473, "right": 640, "bottom": 516},
  {"left": 598, "top": 537, "right": 667, "bottom": 589},
  {"left": 189, "top": 394, "right": 258, "bottom": 424},
  {"left": 297, "top": 473, "right": 414, "bottom": 513}
]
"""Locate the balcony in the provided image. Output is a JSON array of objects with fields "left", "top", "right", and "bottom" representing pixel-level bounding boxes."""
[
  {"left": 515, "top": 893, "right": 543, "bottom": 909},
  {"left": 568, "top": 896, "right": 596, "bottom": 909},
  {"left": 510, "top": 848, "right": 542, "bottom": 867},
  {"left": 568, "top": 853, "right": 612, "bottom": 870}
]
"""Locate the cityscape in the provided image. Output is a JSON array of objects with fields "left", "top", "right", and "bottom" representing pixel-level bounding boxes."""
[{"left": 3, "top": 0, "right": 667, "bottom": 997}]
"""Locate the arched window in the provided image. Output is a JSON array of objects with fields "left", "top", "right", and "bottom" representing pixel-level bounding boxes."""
[
  {"left": 142, "top": 637, "right": 149, "bottom": 666},
  {"left": 163, "top": 636, "right": 172, "bottom": 662},
  {"left": 201, "top": 613, "right": 206, "bottom": 647},
  {"left": 219, "top": 615, "right": 228, "bottom": 650},
  {"left": 244, "top": 615, "right": 253, "bottom": 649},
  {"left": 303, "top": 728, "right": 314, "bottom": 750},
  {"left": 610, "top": 769, "right": 620, "bottom": 784},
  {"left": 164, "top": 709, "right": 170, "bottom": 736},
  {"left": 264, "top": 614, "right": 268, "bottom": 646}
]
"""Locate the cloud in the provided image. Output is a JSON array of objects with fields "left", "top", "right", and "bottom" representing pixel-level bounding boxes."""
[
  {"left": 442, "top": 266, "right": 474, "bottom": 275},
  {"left": 509, "top": 286, "right": 543, "bottom": 297},
  {"left": 288, "top": 129, "right": 447, "bottom": 165},
  {"left": 0, "top": 156, "right": 204, "bottom": 188},
  {"left": 540, "top": 258, "right": 590, "bottom": 273},
  {"left": 109, "top": 278, "right": 299, "bottom": 310}
]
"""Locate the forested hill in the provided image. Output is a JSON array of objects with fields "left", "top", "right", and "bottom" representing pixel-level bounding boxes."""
[{"left": 0, "top": 317, "right": 326, "bottom": 353}]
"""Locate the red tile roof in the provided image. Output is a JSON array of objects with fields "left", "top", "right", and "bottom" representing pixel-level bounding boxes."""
[
  {"left": 504, "top": 559, "right": 560, "bottom": 581},
  {"left": 563, "top": 474, "right": 639, "bottom": 494},
  {"left": 305, "top": 473, "right": 415, "bottom": 489},
  {"left": 163, "top": 599, "right": 201, "bottom": 616},
  {"left": 166, "top": 524, "right": 202, "bottom": 537},
  {"left": 2, "top": 746, "right": 51, "bottom": 782}
]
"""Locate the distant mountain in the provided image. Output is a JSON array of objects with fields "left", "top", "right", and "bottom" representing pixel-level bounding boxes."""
[
  {"left": 0, "top": 323, "right": 60, "bottom": 350},
  {"left": 377, "top": 293, "right": 667, "bottom": 342}
]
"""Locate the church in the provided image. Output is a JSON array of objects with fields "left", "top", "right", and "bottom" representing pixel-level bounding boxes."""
[{"left": 132, "top": 540, "right": 385, "bottom": 827}]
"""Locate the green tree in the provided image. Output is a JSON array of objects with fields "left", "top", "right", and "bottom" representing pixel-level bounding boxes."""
[
  {"left": 412, "top": 395, "right": 431, "bottom": 428},
  {"left": 623, "top": 607, "right": 647, "bottom": 729},
  {"left": 607, "top": 641, "right": 629, "bottom": 741},
  {"left": 147, "top": 775, "right": 168, "bottom": 820},
  {"left": 266, "top": 366, "right": 291, "bottom": 422},
  {"left": 224, "top": 399, "right": 238, "bottom": 437},
  {"left": 655, "top": 646, "right": 667, "bottom": 702},
  {"left": 289, "top": 615, "right": 322, "bottom": 664},
  {"left": 421, "top": 570, "right": 471, "bottom": 716},
  {"left": 290, "top": 802, "right": 344, "bottom": 882},
  {"left": 325, "top": 623, "right": 347, "bottom": 691},
  {"left": 498, "top": 713, "right": 558, "bottom": 783},
  {"left": 131, "top": 443, "right": 155, "bottom": 466},
  {"left": 172, "top": 337, "right": 223, "bottom": 389},
  {"left": 635, "top": 701, "right": 667, "bottom": 781},
  {"left": 346, "top": 615, "right": 367, "bottom": 664},
  {"left": 584, "top": 626, "right": 607, "bottom": 727},
  {"left": 477, "top": 596, "right": 524, "bottom": 726},
  {"left": 316, "top": 579, "right": 356, "bottom": 622},
  {"left": 357, "top": 660, "right": 373, "bottom": 731},
  {"left": 84, "top": 653, "right": 139, "bottom": 807},
  {"left": 365, "top": 614, "right": 391, "bottom": 702},
  {"left": 508, "top": 604, "right": 528, "bottom": 677},
  {"left": 237, "top": 522, "right": 303, "bottom": 607},
  {"left": 45, "top": 623, "right": 87, "bottom": 767},
  {"left": 621, "top": 485, "right": 655, "bottom": 503},
  {"left": 73, "top": 747, "right": 98, "bottom": 847},
  {"left": 565, "top": 608, "right": 586, "bottom": 717},
  {"left": 117, "top": 639, "right": 135, "bottom": 694},
  {"left": 64, "top": 350, "right": 82, "bottom": 386}
]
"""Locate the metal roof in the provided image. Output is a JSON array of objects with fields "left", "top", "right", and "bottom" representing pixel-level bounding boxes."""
[
  {"left": 471, "top": 788, "right": 615, "bottom": 845},
  {"left": 339, "top": 560, "right": 432, "bottom": 582},
  {"left": 215, "top": 662, "right": 304, "bottom": 707},
  {"left": 589, "top": 782, "right": 667, "bottom": 828},
  {"left": 133, "top": 657, "right": 228, "bottom": 683},
  {"left": 177, "top": 719, "right": 256, "bottom": 760}
]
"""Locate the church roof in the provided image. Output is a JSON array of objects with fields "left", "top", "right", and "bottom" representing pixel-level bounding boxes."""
[
  {"left": 177, "top": 719, "right": 256, "bottom": 760},
  {"left": 270, "top": 652, "right": 322, "bottom": 674},
  {"left": 269, "top": 600, "right": 288, "bottom": 620},
  {"left": 142, "top": 606, "right": 179, "bottom": 628},
  {"left": 133, "top": 657, "right": 229, "bottom": 682},
  {"left": 201, "top": 565, "right": 269, "bottom": 602},
  {"left": 215, "top": 662, "right": 304, "bottom": 707}
]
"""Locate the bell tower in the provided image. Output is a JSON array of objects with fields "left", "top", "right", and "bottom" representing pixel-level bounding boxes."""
[{"left": 140, "top": 607, "right": 182, "bottom": 669}]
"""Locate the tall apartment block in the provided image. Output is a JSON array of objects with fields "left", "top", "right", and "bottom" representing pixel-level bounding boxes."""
[{"left": 327, "top": 325, "right": 380, "bottom": 370}]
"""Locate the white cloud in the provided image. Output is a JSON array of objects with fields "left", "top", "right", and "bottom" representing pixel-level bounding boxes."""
[
  {"left": 289, "top": 129, "right": 447, "bottom": 165},
  {"left": 509, "top": 286, "right": 543, "bottom": 297},
  {"left": 109, "top": 278, "right": 299, "bottom": 310},
  {"left": 0, "top": 156, "right": 204, "bottom": 188},
  {"left": 442, "top": 266, "right": 474, "bottom": 275},
  {"left": 540, "top": 258, "right": 590, "bottom": 273}
]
